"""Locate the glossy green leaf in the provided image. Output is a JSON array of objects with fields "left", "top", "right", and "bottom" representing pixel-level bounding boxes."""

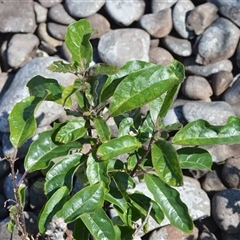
[
  {"left": 24, "top": 123, "right": 83, "bottom": 172},
  {"left": 118, "top": 226, "right": 135, "bottom": 240},
  {"left": 112, "top": 172, "right": 135, "bottom": 193},
  {"left": 27, "top": 75, "right": 63, "bottom": 104},
  {"left": 107, "top": 159, "right": 125, "bottom": 172},
  {"left": 73, "top": 218, "right": 90, "bottom": 240},
  {"left": 47, "top": 60, "right": 78, "bottom": 73},
  {"left": 118, "top": 117, "right": 135, "bottom": 137},
  {"left": 62, "top": 86, "right": 80, "bottom": 107},
  {"left": 104, "top": 186, "right": 128, "bottom": 212},
  {"left": 93, "top": 116, "right": 111, "bottom": 143},
  {"left": 61, "top": 182, "right": 105, "bottom": 223},
  {"left": 65, "top": 19, "right": 94, "bottom": 69},
  {"left": 97, "top": 135, "right": 141, "bottom": 160},
  {"left": 152, "top": 140, "right": 183, "bottom": 186},
  {"left": 109, "top": 60, "right": 183, "bottom": 117},
  {"left": 7, "top": 219, "right": 15, "bottom": 233},
  {"left": 18, "top": 185, "right": 27, "bottom": 207},
  {"left": 145, "top": 174, "right": 193, "bottom": 233},
  {"left": 177, "top": 147, "right": 212, "bottom": 170},
  {"left": 55, "top": 118, "right": 86, "bottom": 143},
  {"left": 80, "top": 208, "right": 120, "bottom": 240},
  {"left": 129, "top": 193, "right": 164, "bottom": 224},
  {"left": 104, "top": 186, "right": 132, "bottom": 226},
  {"left": 89, "top": 63, "right": 119, "bottom": 76},
  {"left": 127, "top": 153, "right": 138, "bottom": 171},
  {"left": 38, "top": 186, "right": 69, "bottom": 234},
  {"left": 150, "top": 84, "right": 180, "bottom": 123},
  {"left": 172, "top": 116, "right": 240, "bottom": 145},
  {"left": 101, "top": 60, "right": 156, "bottom": 102},
  {"left": 75, "top": 91, "right": 85, "bottom": 109},
  {"left": 45, "top": 153, "right": 85, "bottom": 198},
  {"left": 9, "top": 96, "right": 40, "bottom": 148},
  {"left": 86, "top": 153, "right": 110, "bottom": 186},
  {"left": 140, "top": 113, "right": 154, "bottom": 137}
]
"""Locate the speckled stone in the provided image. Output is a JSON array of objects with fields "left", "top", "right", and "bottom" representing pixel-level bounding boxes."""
[
  {"left": 182, "top": 101, "right": 235, "bottom": 125},
  {"left": 195, "top": 17, "right": 240, "bottom": 65}
]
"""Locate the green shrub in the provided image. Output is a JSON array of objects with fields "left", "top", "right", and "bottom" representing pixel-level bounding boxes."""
[{"left": 7, "top": 19, "right": 240, "bottom": 240}]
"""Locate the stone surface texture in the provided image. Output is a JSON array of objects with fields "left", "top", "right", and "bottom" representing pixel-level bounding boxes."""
[{"left": 1, "top": 1, "right": 240, "bottom": 239}]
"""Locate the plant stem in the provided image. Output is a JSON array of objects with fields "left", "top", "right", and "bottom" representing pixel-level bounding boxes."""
[
  {"left": 130, "top": 134, "right": 156, "bottom": 177},
  {"left": 9, "top": 148, "right": 29, "bottom": 240}
]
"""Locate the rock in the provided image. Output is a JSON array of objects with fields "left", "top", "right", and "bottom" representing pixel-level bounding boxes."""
[
  {"left": 38, "top": 0, "right": 62, "bottom": 8},
  {"left": 47, "top": 22, "right": 68, "bottom": 41},
  {"left": 3, "top": 173, "right": 27, "bottom": 206},
  {"left": 150, "top": 39, "right": 160, "bottom": 47},
  {"left": 209, "top": 0, "right": 240, "bottom": 27},
  {"left": 60, "top": 42, "right": 72, "bottom": 62},
  {"left": 151, "top": 0, "right": 178, "bottom": 13},
  {"left": 0, "top": 0, "right": 36, "bottom": 33},
  {"left": 24, "top": 211, "right": 39, "bottom": 236},
  {"left": 29, "top": 178, "right": 47, "bottom": 210},
  {"left": 0, "top": 217, "right": 22, "bottom": 240},
  {"left": 181, "top": 75, "right": 213, "bottom": 100},
  {"left": 105, "top": 0, "right": 145, "bottom": 26},
  {"left": 86, "top": 14, "right": 111, "bottom": 39},
  {"left": 148, "top": 224, "right": 199, "bottom": 240},
  {"left": 162, "top": 35, "right": 192, "bottom": 57},
  {"left": 211, "top": 71, "right": 233, "bottom": 96},
  {"left": 188, "top": 169, "right": 209, "bottom": 179},
  {"left": 184, "top": 58, "right": 233, "bottom": 77},
  {"left": 221, "top": 158, "right": 240, "bottom": 188},
  {"left": 202, "top": 144, "right": 240, "bottom": 164},
  {"left": 229, "top": 102, "right": 240, "bottom": 118},
  {"left": 223, "top": 77, "right": 240, "bottom": 105},
  {"left": 236, "top": 42, "right": 240, "bottom": 69},
  {"left": 0, "top": 57, "right": 77, "bottom": 133},
  {"left": 195, "top": 18, "right": 240, "bottom": 65},
  {"left": 37, "top": 22, "right": 63, "bottom": 47},
  {"left": 7, "top": 33, "right": 39, "bottom": 69},
  {"left": 201, "top": 170, "right": 227, "bottom": 197},
  {"left": 212, "top": 189, "right": 240, "bottom": 234},
  {"left": 198, "top": 229, "right": 217, "bottom": 240},
  {"left": 0, "top": 194, "right": 8, "bottom": 220},
  {"left": 149, "top": 47, "right": 174, "bottom": 66},
  {"left": 33, "top": 2, "right": 48, "bottom": 23},
  {"left": 162, "top": 108, "right": 180, "bottom": 126},
  {"left": 0, "top": 157, "right": 10, "bottom": 179},
  {"left": 0, "top": 40, "right": 9, "bottom": 72},
  {"left": 182, "top": 101, "right": 235, "bottom": 125},
  {"left": 45, "top": 216, "right": 67, "bottom": 240},
  {"left": 98, "top": 29, "right": 150, "bottom": 67},
  {"left": 221, "top": 231, "right": 240, "bottom": 240},
  {"left": 186, "top": 2, "right": 219, "bottom": 35},
  {"left": 64, "top": 0, "right": 105, "bottom": 18},
  {"left": 48, "top": 3, "right": 75, "bottom": 25},
  {"left": 0, "top": 73, "right": 14, "bottom": 94},
  {"left": 123, "top": 176, "right": 210, "bottom": 238},
  {"left": 172, "top": 0, "right": 195, "bottom": 39},
  {"left": 139, "top": 8, "right": 172, "bottom": 38}
]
